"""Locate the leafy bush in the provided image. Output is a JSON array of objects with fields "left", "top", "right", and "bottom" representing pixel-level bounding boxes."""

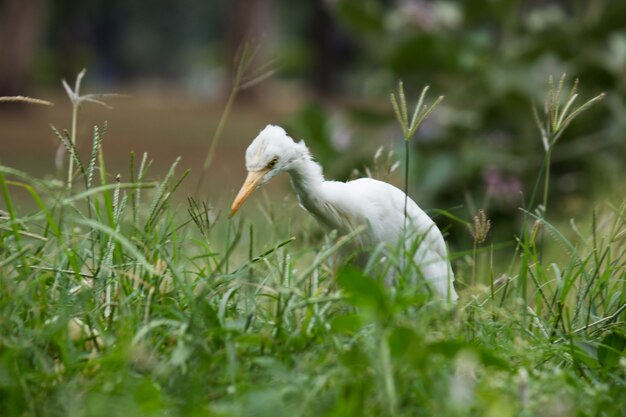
[{"left": 287, "top": 1, "right": 625, "bottom": 249}]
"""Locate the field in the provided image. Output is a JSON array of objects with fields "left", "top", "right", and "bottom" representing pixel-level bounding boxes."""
[{"left": 1, "top": 77, "right": 625, "bottom": 417}]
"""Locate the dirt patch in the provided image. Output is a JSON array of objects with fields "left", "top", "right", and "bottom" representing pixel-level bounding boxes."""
[{"left": 0, "top": 88, "right": 292, "bottom": 207}]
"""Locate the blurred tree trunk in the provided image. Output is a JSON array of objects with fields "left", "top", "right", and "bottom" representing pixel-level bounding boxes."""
[
  {"left": 308, "top": 0, "right": 355, "bottom": 98},
  {"left": 0, "top": 0, "right": 43, "bottom": 96},
  {"left": 309, "top": 0, "right": 334, "bottom": 96}
]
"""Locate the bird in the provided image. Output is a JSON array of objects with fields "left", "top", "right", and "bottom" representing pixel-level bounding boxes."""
[{"left": 229, "top": 125, "right": 458, "bottom": 302}]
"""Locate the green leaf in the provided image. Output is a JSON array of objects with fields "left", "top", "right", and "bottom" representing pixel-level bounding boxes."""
[
  {"left": 329, "top": 313, "right": 362, "bottom": 334},
  {"left": 338, "top": 344, "right": 370, "bottom": 372},
  {"left": 334, "top": 0, "right": 384, "bottom": 34},
  {"left": 336, "top": 266, "right": 386, "bottom": 315},
  {"left": 388, "top": 325, "right": 423, "bottom": 359},
  {"left": 597, "top": 331, "right": 626, "bottom": 370}
]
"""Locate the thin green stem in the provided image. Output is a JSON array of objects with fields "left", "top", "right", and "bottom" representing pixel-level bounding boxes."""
[
  {"left": 196, "top": 41, "right": 275, "bottom": 193},
  {"left": 0, "top": 170, "right": 30, "bottom": 275},
  {"left": 202, "top": 85, "right": 238, "bottom": 173},
  {"left": 472, "top": 240, "right": 478, "bottom": 287},
  {"left": 67, "top": 104, "right": 78, "bottom": 191},
  {"left": 542, "top": 146, "right": 553, "bottom": 212},
  {"left": 380, "top": 331, "right": 397, "bottom": 417},
  {"left": 195, "top": 73, "right": 241, "bottom": 193},
  {"left": 403, "top": 139, "right": 409, "bottom": 234}
]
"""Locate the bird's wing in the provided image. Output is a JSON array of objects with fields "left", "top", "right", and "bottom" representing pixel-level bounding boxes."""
[{"left": 321, "top": 178, "right": 456, "bottom": 300}]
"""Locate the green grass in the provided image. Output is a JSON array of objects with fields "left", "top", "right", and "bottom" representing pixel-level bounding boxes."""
[{"left": 1, "top": 78, "right": 625, "bottom": 417}]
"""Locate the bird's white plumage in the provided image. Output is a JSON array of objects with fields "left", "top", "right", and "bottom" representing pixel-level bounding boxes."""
[{"left": 233, "top": 124, "right": 458, "bottom": 301}]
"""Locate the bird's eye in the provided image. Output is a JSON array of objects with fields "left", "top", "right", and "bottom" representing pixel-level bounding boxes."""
[{"left": 267, "top": 158, "right": 278, "bottom": 169}]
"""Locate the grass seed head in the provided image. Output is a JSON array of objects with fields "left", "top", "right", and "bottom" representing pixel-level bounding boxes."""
[{"left": 468, "top": 209, "right": 491, "bottom": 244}]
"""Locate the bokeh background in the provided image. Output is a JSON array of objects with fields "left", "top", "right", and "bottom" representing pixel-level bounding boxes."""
[{"left": 1, "top": 0, "right": 625, "bottom": 246}]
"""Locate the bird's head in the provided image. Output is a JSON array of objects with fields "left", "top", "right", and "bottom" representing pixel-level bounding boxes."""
[{"left": 230, "top": 125, "right": 302, "bottom": 217}]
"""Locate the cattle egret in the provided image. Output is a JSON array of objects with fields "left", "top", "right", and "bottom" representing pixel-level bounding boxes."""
[{"left": 230, "top": 125, "right": 458, "bottom": 302}]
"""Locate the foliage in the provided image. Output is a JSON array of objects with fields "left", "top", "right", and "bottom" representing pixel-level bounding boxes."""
[
  {"left": 295, "top": 1, "right": 626, "bottom": 248},
  {"left": 1, "top": 71, "right": 625, "bottom": 417}
]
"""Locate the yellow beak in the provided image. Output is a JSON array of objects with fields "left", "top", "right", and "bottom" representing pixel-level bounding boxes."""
[{"left": 229, "top": 170, "right": 268, "bottom": 218}]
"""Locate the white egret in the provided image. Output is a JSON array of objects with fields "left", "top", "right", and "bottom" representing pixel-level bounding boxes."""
[{"left": 230, "top": 125, "right": 458, "bottom": 302}]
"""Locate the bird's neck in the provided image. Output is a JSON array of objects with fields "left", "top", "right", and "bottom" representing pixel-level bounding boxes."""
[
  {"left": 286, "top": 151, "right": 325, "bottom": 193},
  {"left": 285, "top": 151, "right": 328, "bottom": 214}
]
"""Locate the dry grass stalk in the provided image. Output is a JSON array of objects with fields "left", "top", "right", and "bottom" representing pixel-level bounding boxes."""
[{"left": 0, "top": 96, "right": 53, "bottom": 106}]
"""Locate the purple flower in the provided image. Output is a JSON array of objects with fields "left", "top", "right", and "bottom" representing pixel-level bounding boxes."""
[{"left": 483, "top": 167, "right": 522, "bottom": 207}]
